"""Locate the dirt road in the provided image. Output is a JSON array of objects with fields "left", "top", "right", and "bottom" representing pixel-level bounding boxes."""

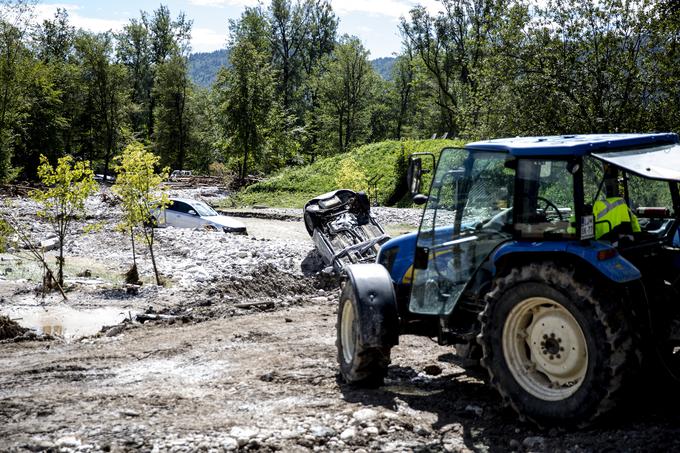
[{"left": 1, "top": 190, "right": 680, "bottom": 452}]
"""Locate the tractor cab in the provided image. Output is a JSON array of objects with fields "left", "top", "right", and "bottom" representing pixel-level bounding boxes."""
[
  {"left": 401, "top": 134, "right": 680, "bottom": 321},
  {"left": 336, "top": 133, "right": 680, "bottom": 427}
]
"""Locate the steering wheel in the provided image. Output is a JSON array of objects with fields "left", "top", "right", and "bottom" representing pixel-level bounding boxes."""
[{"left": 537, "top": 196, "right": 564, "bottom": 222}]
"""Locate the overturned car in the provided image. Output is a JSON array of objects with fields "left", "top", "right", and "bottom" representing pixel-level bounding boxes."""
[{"left": 304, "top": 190, "right": 390, "bottom": 273}]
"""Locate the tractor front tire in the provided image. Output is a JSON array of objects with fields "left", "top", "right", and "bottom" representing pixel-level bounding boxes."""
[
  {"left": 479, "top": 263, "right": 636, "bottom": 427},
  {"left": 336, "top": 280, "right": 391, "bottom": 387}
]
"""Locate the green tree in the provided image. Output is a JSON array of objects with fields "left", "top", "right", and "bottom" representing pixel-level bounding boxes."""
[
  {"left": 0, "top": 0, "right": 33, "bottom": 181},
  {"left": 147, "top": 5, "right": 192, "bottom": 138},
  {"left": 117, "top": 18, "right": 153, "bottom": 139},
  {"left": 153, "top": 53, "right": 192, "bottom": 170},
  {"left": 31, "top": 9, "right": 84, "bottom": 163},
  {"left": 74, "top": 31, "right": 128, "bottom": 178},
  {"left": 31, "top": 154, "right": 97, "bottom": 286},
  {"left": 12, "top": 60, "right": 66, "bottom": 178},
  {"left": 113, "top": 142, "right": 169, "bottom": 285},
  {"left": 268, "top": 0, "right": 308, "bottom": 111},
  {"left": 401, "top": 0, "right": 508, "bottom": 137},
  {"left": 187, "top": 87, "right": 222, "bottom": 173},
  {"left": 313, "top": 36, "right": 378, "bottom": 154},
  {"left": 217, "top": 8, "right": 282, "bottom": 179}
]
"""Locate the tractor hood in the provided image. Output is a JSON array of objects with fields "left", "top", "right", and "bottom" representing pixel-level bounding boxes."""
[{"left": 593, "top": 144, "right": 680, "bottom": 181}]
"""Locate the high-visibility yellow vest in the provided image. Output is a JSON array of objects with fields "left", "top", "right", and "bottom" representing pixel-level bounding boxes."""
[{"left": 593, "top": 197, "right": 640, "bottom": 239}]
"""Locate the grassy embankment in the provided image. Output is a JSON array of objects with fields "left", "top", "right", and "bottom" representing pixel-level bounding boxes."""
[{"left": 231, "top": 139, "right": 464, "bottom": 208}]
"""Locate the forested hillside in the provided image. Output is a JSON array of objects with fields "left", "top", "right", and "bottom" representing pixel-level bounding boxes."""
[
  {"left": 0, "top": 0, "right": 678, "bottom": 191},
  {"left": 371, "top": 57, "right": 395, "bottom": 80},
  {"left": 188, "top": 51, "right": 393, "bottom": 87},
  {"left": 188, "top": 49, "right": 230, "bottom": 88}
]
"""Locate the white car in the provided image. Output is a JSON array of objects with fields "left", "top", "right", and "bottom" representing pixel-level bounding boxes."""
[{"left": 153, "top": 198, "right": 247, "bottom": 234}]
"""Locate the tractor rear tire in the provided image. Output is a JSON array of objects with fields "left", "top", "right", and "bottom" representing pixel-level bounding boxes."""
[
  {"left": 478, "top": 263, "right": 637, "bottom": 427},
  {"left": 336, "top": 280, "right": 391, "bottom": 387}
]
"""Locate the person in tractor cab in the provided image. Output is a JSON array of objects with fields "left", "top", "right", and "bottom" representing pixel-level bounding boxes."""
[{"left": 593, "top": 164, "right": 640, "bottom": 243}]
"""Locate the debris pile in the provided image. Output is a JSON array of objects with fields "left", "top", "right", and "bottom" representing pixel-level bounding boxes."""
[{"left": 0, "top": 315, "right": 28, "bottom": 340}]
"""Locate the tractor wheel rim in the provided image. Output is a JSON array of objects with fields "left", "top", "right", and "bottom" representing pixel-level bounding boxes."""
[
  {"left": 341, "top": 299, "right": 356, "bottom": 364},
  {"left": 502, "top": 296, "right": 588, "bottom": 401}
]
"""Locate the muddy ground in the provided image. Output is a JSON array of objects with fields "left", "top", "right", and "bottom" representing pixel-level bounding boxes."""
[{"left": 1, "top": 188, "right": 680, "bottom": 452}]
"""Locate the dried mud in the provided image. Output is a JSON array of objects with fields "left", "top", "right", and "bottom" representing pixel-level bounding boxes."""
[{"left": 1, "top": 190, "right": 680, "bottom": 452}]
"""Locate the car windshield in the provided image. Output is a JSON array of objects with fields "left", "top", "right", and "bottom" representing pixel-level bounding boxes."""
[{"left": 192, "top": 201, "right": 218, "bottom": 217}]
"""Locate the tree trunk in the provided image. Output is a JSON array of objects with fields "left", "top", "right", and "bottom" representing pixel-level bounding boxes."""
[
  {"left": 57, "top": 234, "right": 64, "bottom": 286},
  {"left": 146, "top": 230, "right": 161, "bottom": 285},
  {"left": 130, "top": 227, "right": 137, "bottom": 266}
]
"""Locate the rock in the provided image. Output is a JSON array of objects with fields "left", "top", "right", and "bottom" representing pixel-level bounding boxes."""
[
  {"left": 423, "top": 364, "right": 442, "bottom": 376},
  {"left": 340, "top": 427, "right": 356, "bottom": 440},
  {"left": 414, "top": 425, "right": 431, "bottom": 436},
  {"left": 310, "top": 426, "right": 335, "bottom": 438},
  {"left": 105, "top": 325, "right": 126, "bottom": 337},
  {"left": 362, "top": 426, "right": 379, "bottom": 436},
  {"left": 279, "top": 429, "right": 298, "bottom": 440},
  {"left": 222, "top": 437, "right": 238, "bottom": 451},
  {"left": 353, "top": 408, "right": 379, "bottom": 422},
  {"left": 284, "top": 318, "right": 293, "bottom": 323},
  {"left": 523, "top": 436, "right": 546, "bottom": 450},
  {"left": 120, "top": 409, "right": 140, "bottom": 417},
  {"left": 26, "top": 440, "right": 55, "bottom": 451},
  {"left": 464, "top": 404, "right": 483, "bottom": 417},
  {"left": 229, "top": 427, "right": 259, "bottom": 447},
  {"left": 40, "top": 237, "right": 60, "bottom": 251},
  {"left": 509, "top": 439, "right": 521, "bottom": 450},
  {"left": 56, "top": 436, "right": 81, "bottom": 448}
]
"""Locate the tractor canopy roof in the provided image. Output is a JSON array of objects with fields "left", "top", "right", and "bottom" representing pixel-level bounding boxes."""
[
  {"left": 465, "top": 133, "right": 678, "bottom": 157},
  {"left": 465, "top": 133, "right": 680, "bottom": 181}
]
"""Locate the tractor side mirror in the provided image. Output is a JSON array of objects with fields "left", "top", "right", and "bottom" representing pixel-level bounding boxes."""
[
  {"left": 407, "top": 157, "right": 423, "bottom": 196},
  {"left": 412, "top": 194, "right": 429, "bottom": 205}
]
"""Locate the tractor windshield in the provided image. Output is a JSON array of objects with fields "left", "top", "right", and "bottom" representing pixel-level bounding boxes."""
[{"left": 410, "top": 149, "right": 514, "bottom": 316}]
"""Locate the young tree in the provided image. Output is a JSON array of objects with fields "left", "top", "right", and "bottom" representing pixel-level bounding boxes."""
[
  {"left": 31, "top": 154, "right": 97, "bottom": 286},
  {"left": 112, "top": 142, "right": 169, "bottom": 286}
]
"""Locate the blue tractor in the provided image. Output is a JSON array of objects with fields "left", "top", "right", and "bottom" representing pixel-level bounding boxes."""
[{"left": 336, "top": 133, "right": 680, "bottom": 427}]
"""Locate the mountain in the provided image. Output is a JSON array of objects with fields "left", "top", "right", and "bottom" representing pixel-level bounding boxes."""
[
  {"left": 188, "top": 50, "right": 396, "bottom": 87},
  {"left": 371, "top": 57, "right": 396, "bottom": 80},
  {"left": 188, "top": 49, "right": 230, "bottom": 88}
]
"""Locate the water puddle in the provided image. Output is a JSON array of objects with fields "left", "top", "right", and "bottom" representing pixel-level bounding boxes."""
[{"left": 1, "top": 305, "right": 135, "bottom": 341}]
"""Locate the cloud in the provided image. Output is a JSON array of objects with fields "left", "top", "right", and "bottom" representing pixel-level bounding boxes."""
[
  {"left": 188, "top": 0, "right": 260, "bottom": 7},
  {"left": 191, "top": 27, "right": 228, "bottom": 53},
  {"left": 331, "top": 0, "right": 442, "bottom": 20},
  {"left": 34, "top": 3, "right": 126, "bottom": 33}
]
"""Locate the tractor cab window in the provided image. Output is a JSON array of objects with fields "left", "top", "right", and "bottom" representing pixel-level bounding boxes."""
[
  {"left": 515, "top": 159, "right": 576, "bottom": 239},
  {"left": 410, "top": 150, "right": 514, "bottom": 316}
]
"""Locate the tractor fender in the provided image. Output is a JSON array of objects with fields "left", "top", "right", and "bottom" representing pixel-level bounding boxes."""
[
  {"left": 344, "top": 263, "right": 400, "bottom": 348},
  {"left": 491, "top": 241, "right": 641, "bottom": 284}
]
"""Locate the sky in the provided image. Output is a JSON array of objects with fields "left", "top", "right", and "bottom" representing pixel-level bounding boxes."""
[{"left": 31, "top": 0, "right": 445, "bottom": 58}]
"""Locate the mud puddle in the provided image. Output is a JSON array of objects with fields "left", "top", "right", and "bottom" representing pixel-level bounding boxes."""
[{"left": 0, "top": 305, "right": 135, "bottom": 340}]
